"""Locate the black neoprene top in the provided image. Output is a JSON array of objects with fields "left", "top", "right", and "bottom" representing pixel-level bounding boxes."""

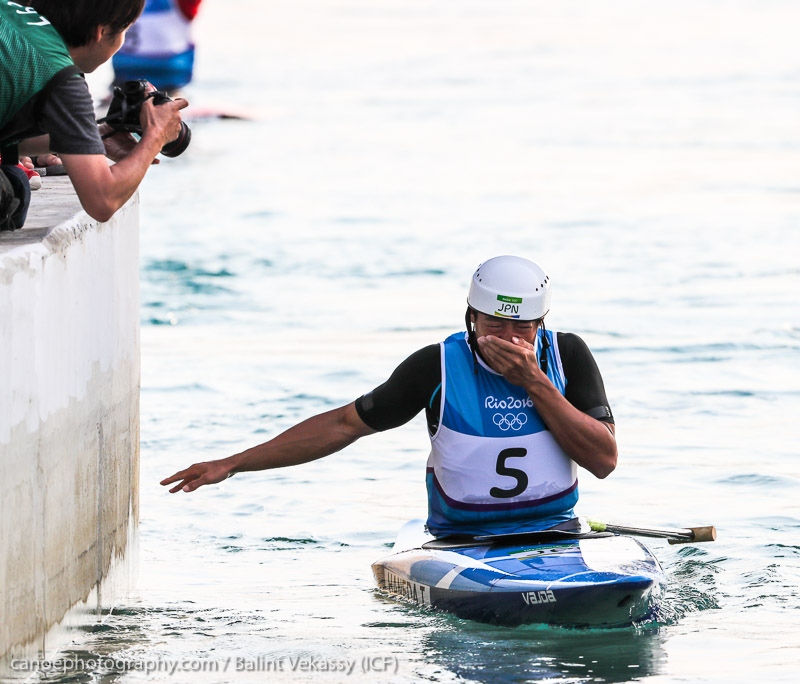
[{"left": 355, "top": 332, "right": 614, "bottom": 435}]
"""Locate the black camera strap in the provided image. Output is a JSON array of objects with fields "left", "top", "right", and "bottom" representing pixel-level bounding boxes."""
[{"left": 1, "top": 143, "right": 19, "bottom": 166}]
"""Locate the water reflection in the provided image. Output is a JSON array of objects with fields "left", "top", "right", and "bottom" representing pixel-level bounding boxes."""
[{"left": 417, "top": 620, "right": 667, "bottom": 683}]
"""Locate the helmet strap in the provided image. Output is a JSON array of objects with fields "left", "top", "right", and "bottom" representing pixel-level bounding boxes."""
[
  {"left": 538, "top": 320, "right": 550, "bottom": 375},
  {"left": 465, "top": 307, "right": 480, "bottom": 375}
]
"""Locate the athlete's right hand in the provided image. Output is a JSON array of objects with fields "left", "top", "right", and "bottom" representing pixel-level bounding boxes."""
[
  {"left": 160, "top": 460, "right": 233, "bottom": 493},
  {"left": 477, "top": 334, "right": 547, "bottom": 390}
]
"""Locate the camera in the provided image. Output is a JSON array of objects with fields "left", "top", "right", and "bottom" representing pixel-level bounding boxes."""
[{"left": 101, "top": 80, "right": 191, "bottom": 157}]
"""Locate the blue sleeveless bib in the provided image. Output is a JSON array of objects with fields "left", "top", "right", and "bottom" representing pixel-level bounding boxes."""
[{"left": 425, "top": 331, "right": 578, "bottom": 536}]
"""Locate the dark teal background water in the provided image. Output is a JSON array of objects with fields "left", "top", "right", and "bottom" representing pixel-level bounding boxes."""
[{"left": 22, "top": 1, "right": 800, "bottom": 682}]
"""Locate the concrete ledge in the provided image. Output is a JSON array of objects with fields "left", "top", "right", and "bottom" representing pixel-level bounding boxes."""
[{"left": 0, "top": 178, "right": 140, "bottom": 665}]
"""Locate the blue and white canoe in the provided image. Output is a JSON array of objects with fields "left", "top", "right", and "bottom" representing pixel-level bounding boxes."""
[{"left": 372, "top": 520, "right": 666, "bottom": 628}]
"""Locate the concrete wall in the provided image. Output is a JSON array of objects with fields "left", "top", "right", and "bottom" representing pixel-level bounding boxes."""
[{"left": 0, "top": 179, "right": 140, "bottom": 664}]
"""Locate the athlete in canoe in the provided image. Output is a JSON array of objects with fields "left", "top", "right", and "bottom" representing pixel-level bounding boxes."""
[{"left": 162, "top": 256, "right": 617, "bottom": 537}]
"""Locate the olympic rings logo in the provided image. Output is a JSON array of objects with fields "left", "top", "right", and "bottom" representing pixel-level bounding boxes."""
[{"left": 492, "top": 413, "right": 528, "bottom": 431}]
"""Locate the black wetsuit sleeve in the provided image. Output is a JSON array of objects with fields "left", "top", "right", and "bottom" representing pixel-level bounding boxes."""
[
  {"left": 557, "top": 332, "right": 615, "bottom": 424},
  {"left": 354, "top": 344, "right": 442, "bottom": 432}
]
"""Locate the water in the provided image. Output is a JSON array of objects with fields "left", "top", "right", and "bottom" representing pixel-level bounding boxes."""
[{"left": 18, "top": 0, "right": 800, "bottom": 681}]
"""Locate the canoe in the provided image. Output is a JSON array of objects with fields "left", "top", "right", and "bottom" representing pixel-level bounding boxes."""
[{"left": 372, "top": 520, "right": 666, "bottom": 628}]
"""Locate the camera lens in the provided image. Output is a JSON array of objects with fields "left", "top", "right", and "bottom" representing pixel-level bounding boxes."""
[{"left": 160, "top": 122, "right": 191, "bottom": 157}]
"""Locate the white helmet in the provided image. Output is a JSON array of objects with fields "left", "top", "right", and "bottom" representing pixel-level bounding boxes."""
[{"left": 467, "top": 255, "right": 551, "bottom": 320}]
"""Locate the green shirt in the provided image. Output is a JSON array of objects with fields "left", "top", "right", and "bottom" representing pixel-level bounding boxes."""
[{"left": 0, "top": 2, "right": 79, "bottom": 143}]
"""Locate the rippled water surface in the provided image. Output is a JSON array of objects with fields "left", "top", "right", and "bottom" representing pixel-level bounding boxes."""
[{"left": 19, "top": 0, "right": 800, "bottom": 682}]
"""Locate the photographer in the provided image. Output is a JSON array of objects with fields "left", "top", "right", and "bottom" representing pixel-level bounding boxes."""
[{"left": 0, "top": 0, "right": 187, "bottom": 231}]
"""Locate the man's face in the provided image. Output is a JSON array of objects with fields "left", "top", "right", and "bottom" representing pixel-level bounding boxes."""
[
  {"left": 98, "top": 25, "right": 128, "bottom": 63},
  {"left": 472, "top": 311, "right": 540, "bottom": 344},
  {"left": 76, "top": 25, "right": 128, "bottom": 73}
]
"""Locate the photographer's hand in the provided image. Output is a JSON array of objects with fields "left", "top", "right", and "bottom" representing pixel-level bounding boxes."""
[
  {"left": 98, "top": 124, "right": 153, "bottom": 164},
  {"left": 138, "top": 96, "right": 189, "bottom": 150}
]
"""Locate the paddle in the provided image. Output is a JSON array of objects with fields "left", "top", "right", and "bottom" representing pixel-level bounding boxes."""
[
  {"left": 420, "top": 520, "right": 717, "bottom": 550},
  {"left": 587, "top": 519, "right": 717, "bottom": 545},
  {"left": 422, "top": 528, "right": 613, "bottom": 550}
]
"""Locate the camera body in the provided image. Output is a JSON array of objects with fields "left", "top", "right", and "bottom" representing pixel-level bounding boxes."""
[{"left": 103, "top": 80, "right": 191, "bottom": 157}]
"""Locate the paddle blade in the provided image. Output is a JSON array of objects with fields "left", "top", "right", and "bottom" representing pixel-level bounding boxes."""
[
  {"left": 587, "top": 519, "right": 717, "bottom": 544},
  {"left": 667, "top": 525, "right": 717, "bottom": 545}
]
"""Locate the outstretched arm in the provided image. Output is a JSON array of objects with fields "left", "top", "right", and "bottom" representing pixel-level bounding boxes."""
[
  {"left": 477, "top": 335, "right": 617, "bottom": 479},
  {"left": 160, "top": 402, "right": 376, "bottom": 493}
]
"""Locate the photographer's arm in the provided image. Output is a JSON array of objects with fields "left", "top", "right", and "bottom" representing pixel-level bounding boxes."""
[
  {"left": 61, "top": 97, "right": 187, "bottom": 223},
  {"left": 17, "top": 135, "right": 53, "bottom": 158}
]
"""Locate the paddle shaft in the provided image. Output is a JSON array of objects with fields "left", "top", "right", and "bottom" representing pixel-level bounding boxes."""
[{"left": 587, "top": 520, "right": 716, "bottom": 545}]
